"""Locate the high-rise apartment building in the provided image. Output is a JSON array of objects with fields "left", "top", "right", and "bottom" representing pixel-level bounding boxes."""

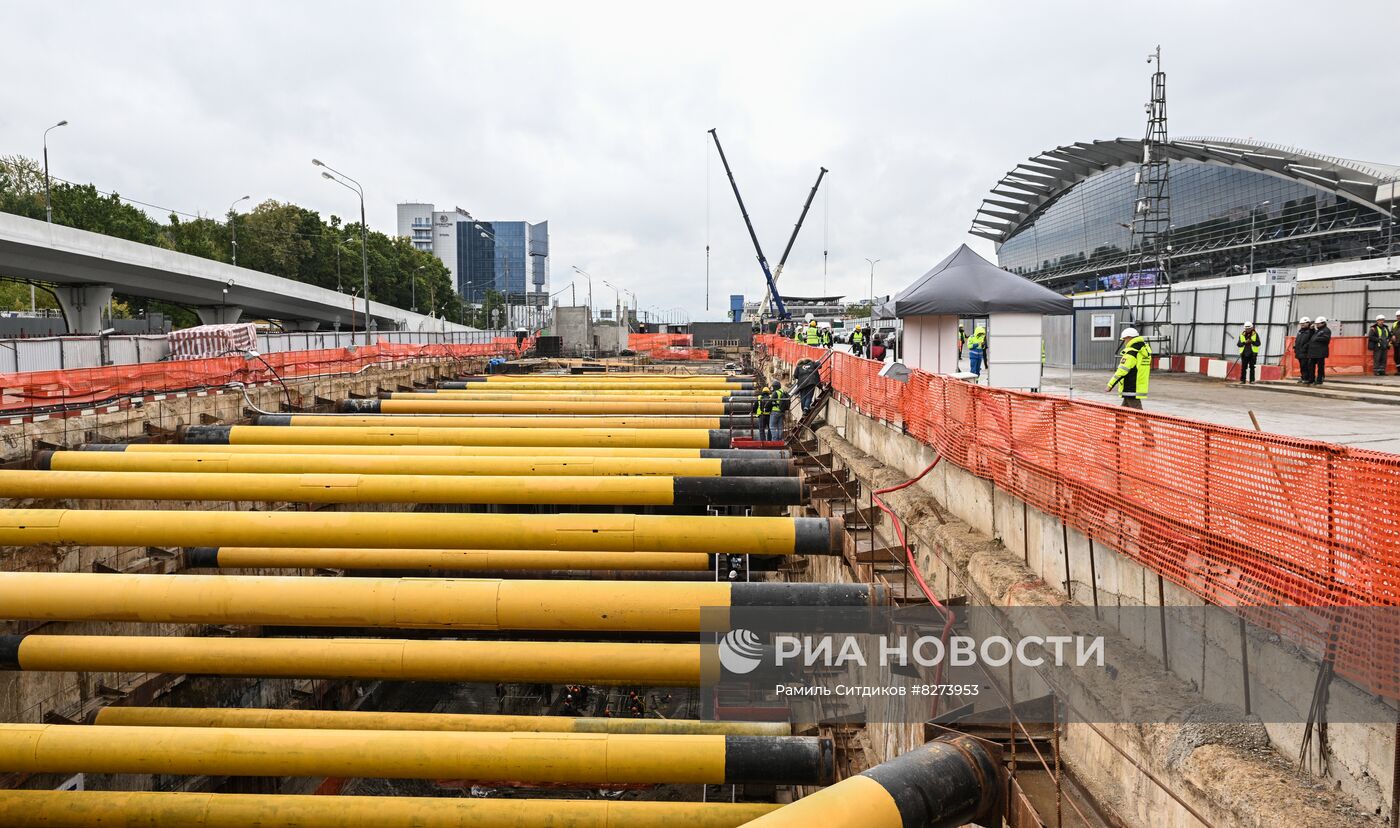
[{"left": 396, "top": 203, "right": 549, "bottom": 306}]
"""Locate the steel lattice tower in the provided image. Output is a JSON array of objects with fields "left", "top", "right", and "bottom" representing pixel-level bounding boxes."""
[{"left": 1126, "top": 46, "right": 1173, "bottom": 352}]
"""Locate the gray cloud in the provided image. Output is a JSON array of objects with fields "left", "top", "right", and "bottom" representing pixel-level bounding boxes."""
[{"left": 3, "top": 0, "right": 1395, "bottom": 319}]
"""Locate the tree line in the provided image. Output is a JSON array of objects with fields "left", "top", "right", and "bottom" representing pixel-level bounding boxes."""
[{"left": 0, "top": 155, "right": 501, "bottom": 328}]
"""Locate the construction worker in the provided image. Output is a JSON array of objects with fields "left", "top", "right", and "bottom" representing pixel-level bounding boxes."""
[
  {"left": 819, "top": 325, "right": 833, "bottom": 349},
  {"left": 1393, "top": 311, "right": 1400, "bottom": 375},
  {"left": 754, "top": 384, "right": 774, "bottom": 441},
  {"left": 792, "top": 357, "right": 820, "bottom": 413},
  {"left": 1107, "top": 327, "right": 1151, "bottom": 409},
  {"left": 957, "top": 324, "right": 967, "bottom": 364},
  {"left": 1307, "top": 317, "right": 1331, "bottom": 385},
  {"left": 1236, "top": 322, "right": 1261, "bottom": 385},
  {"left": 767, "top": 380, "right": 787, "bottom": 442},
  {"left": 966, "top": 325, "right": 987, "bottom": 377},
  {"left": 1367, "top": 315, "right": 1391, "bottom": 376},
  {"left": 803, "top": 319, "right": 821, "bottom": 347},
  {"left": 850, "top": 324, "right": 865, "bottom": 358},
  {"left": 1293, "top": 317, "right": 1314, "bottom": 384}
]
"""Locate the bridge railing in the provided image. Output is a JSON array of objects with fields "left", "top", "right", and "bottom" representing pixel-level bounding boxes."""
[{"left": 0, "top": 329, "right": 512, "bottom": 374}]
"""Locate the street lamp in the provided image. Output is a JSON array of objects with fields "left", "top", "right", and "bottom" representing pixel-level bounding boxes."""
[
  {"left": 227, "top": 195, "right": 250, "bottom": 267},
  {"left": 409, "top": 264, "right": 426, "bottom": 313},
  {"left": 43, "top": 120, "right": 68, "bottom": 225},
  {"left": 864, "top": 257, "right": 881, "bottom": 312},
  {"left": 1248, "top": 200, "right": 1271, "bottom": 277},
  {"left": 314, "top": 158, "right": 371, "bottom": 347},
  {"left": 570, "top": 266, "right": 595, "bottom": 320}
]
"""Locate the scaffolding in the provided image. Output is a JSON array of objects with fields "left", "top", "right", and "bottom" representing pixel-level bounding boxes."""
[{"left": 1126, "top": 46, "right": 1173, "bottom": 354}]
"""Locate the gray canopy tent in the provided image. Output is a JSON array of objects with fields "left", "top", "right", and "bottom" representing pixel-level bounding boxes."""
[
  {"left": 893, "top": 244, "right": 1071, "bottom": 317},
  {"left": 892, "top": 245, "right": 1071, "bottom": 390}
]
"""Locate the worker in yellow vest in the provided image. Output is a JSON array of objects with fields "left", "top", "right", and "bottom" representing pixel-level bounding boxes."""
[
  {"left": 1237, "top": 322, "right": 1262, "bottom": 384},
  {"left": 803, "top": 320, "right": 821, "bottom": 347},
  {"left": 1107, "top": 327, "right": 1152, "bottom": 409},
  {"left": 851, "top": 325, "right": 865, "bottom": 358}
]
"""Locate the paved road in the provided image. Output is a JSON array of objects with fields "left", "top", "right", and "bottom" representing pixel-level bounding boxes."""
[{"left": 1038, "top": 367, "right": 1400, "bottom": 454}]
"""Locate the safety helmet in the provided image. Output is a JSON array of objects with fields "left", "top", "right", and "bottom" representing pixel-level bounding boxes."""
[
  {"left": 1380, "top": 315, "right": 1389, "bottom": 322},
  {"left": 1120, "top": 327, "right": 1139, "bottom": 339},
  {"left": 1315, "top": 316, "right": 1327, "bottom": 324},
  {"left": 1243, "top": 321, "right": 1254, "bottom": 328},
  {"left": 808, "top": 319, "right": 817, "bottom": 325},
  {"left": 1394, "top": 311, "right": 1400, "bottom": 318},
  {"left": 1299, "top": 317, "right": 1311, "bottom": 324}
]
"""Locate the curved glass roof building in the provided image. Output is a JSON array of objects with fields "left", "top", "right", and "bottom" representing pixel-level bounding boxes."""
[{"left": 970, "top": 138, "right": 1398, "bottom": 290}]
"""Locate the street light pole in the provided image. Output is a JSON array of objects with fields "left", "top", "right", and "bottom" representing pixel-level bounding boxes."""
[
  {"left": 314, "top": 159, "right": 371, "bottom": 347},
  {"left": 571, "top": 266, "right": 594, "bottom": 321},
  {"left": 43, "top": 120, "right": 68, "bottom": 225},
  {"left": 864, "top": 257, "right": 881, "bottom": 312},
  {"left": 227, "top": 195, "right": 250, "bottom": 267}
]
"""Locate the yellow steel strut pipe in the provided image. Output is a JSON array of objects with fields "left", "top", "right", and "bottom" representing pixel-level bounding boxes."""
[
  {"left": 450, "top": 376, "right": 749, "bottom": 385},
  {"left": 40, "top": 450, "right": 795, "bottom": 478},
  {"left": 1, "top": 469, "right": 803, "bottom": 507},
  {"left": 361, "top": 399, "right": 737, "bottom": 415},
  {"left": 740, "top": 737, "right": 1001, "bottom": 828},
  {"left": 392, "top": 389, "right": 753, "bottom": 398},
  {"left": 179, "top": 424, "right": 739, "bottom": 448},
  {"left": 94, "top": 706, "right": 792, "bottom": 736},
  {"left": 0, "top": 790, "right": 780, "bottom": 828},
  {"left": 0, "top": 635, "right": 701, "bottom": 685},
  {"left": 97, "top": 443, "right": 790, "bottom": 460},
  {"left": 0, "top": 509, "right": 842, "bottom": 554},
  {"left": 257, "top": 414, "right": 749, "bottom": 430},
  {"left": 190, "top": 547, "right": 711, "bottom": 571},
  {"left": 0, "top": 724, "right": 833, "bottom": 785},
  {"left": 436, "top": 382, "right": 749, "bottom": 392},
  {"left": 0, "top": 572, "right": 879, "bottom": 631}
]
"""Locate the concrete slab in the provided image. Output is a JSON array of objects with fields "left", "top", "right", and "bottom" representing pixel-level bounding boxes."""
[{"left": 1041, "top": 368, "right": 1400, "bottom": 454}]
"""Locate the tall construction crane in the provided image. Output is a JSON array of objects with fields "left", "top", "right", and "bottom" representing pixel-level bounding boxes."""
[
  {"left": 708, "top": 128, "right": 789, "bottom": 322},
  {"left": 764, "top": 167, "right": 828, "bottom": 319}
]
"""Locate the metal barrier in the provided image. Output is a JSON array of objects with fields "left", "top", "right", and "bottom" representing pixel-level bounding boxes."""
[{"left": 759, "top": 334, "right": 1400, "bottom": 700}]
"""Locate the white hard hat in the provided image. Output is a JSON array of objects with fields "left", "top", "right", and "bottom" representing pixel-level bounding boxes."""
[
  {"left": 1243, "top": 321, "right": 1254, "bottom": 328},
  {"left": 1380, "top": 315, "right": 1389, "bottom": 322},
  {"left": 1299, "top": 317, "right": 1311, "bottom": 324},
  {"left": 1315, "top": 316, "right": 1327, "bottom": 324},
  {"left": 1119, "top": 327, "right": 1139, "bottom": 340}
]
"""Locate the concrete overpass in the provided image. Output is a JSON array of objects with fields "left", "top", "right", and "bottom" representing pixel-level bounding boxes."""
[{"left": 0, "top": 211, "right": 468, "bottom": 334}]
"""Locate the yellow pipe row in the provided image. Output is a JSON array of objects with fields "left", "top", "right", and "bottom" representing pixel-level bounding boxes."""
[
  {"left": 2, "top": 635, "right": 703, "bottom": 685},
  {"left": 93, "top": 706, "right": 791, "bottom": 736},
  {"left": 192, "top": 547, "right": 712, "bottom": 571},
  {"left": 181, "top": 424, "right": 724, "bottom": 448},
  {"left": 0, "top": 724, "right": 824, "bottom": 785},
  {"left": 436, "top": 382, "right": 747, "bottom": 391},
  {"left": 41, "top": 450, "right": 789, "bottom": 478},
  {"left": 0, "top": 791, "right": 778, "bottom": 828},
  {"left": 263, "top": 415, "right": 740, "bottom": 430},
  {"left": 105, "top": 443, "right": 783, "bottom": 459},
  {"left": 2, "top": 469, "right": 799, "bottom": 507},
  {"left": 392, "top": 389, "right": 750, "bottom": 399},
  {"left": 0, "top": 572, "right": 743, "bottom": 631},
  {"left": 0, "top": 509, "right": 839, "bottom": 554},
  {"left": 371, "top": 399, "right": 734, "bottom": 415}
]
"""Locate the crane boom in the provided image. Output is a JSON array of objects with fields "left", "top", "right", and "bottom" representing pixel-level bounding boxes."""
[
  {"left": 766, "top": 166, "right": 828, "bottom": 317},
  {"left": 708, "top": 128, "right": 788, "bottom": 320}
]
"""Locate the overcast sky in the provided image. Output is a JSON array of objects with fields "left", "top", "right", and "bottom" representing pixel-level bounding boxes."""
[{"left": 4, "top": 1, "right": 1396, "bottom": 320}]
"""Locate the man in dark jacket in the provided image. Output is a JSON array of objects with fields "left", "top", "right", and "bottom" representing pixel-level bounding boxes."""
[
  {"left": 1367, "top": 315, "right": 1392, "bottom": 376},
  {"left": 1306, "top": 317, "right": 1332, "bottom": 386},
  {"left": 792, "top": 358, "right": 820, "bottom": 414},
  {"left": 1293, "top": 317, "right": 1313, "bottom": 384}
]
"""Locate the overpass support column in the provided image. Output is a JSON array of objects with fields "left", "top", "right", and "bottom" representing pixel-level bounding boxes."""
[
  {"left": 196, "top": 306, "right": 244, "bottom": 325},
  {"left": 282, "top": 319, "right": 320, "bottom": 331},
  {"left": 52, "top": 285, "right": 113, "bottom": 334}
]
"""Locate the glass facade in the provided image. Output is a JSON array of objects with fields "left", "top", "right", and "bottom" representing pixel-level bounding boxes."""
[
  {"left": 997, "top": 161, "right": 1393, "bottom": 290},
  {"left": 456, "top": 220, "right": 549, "bottom": 302}
]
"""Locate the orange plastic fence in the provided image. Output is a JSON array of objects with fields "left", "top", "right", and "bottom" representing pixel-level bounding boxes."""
[
  {"left": 0, "top": 338, "right": 529, "bottom": 412},
  {"left": 1279, "top": 335, "right": 1398, "bottom": 378},
  {"left": 760, "top": 335, "right": 1400, "bottom": 699},
  {"left": 627, "top": 333, "right": 710, "bottom": 361}
]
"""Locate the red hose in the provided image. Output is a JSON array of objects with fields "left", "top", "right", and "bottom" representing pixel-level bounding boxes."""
[{"left": 871, "top": 456, "right": 956, "bottom": 715}]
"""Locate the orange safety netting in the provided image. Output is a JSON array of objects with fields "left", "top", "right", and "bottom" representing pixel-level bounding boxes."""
[
  {"left": 627, "top": 333, "right": 710, "bottom": 361},
  {"left": 0, "top": 338, "right": 531, "bottom": 412},
  {"left": 1279, "top": 335, "right": 1398, "bottom": 378},
  {"left": 759, "top": 335, "right": 1400, "bottom": 699}
]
